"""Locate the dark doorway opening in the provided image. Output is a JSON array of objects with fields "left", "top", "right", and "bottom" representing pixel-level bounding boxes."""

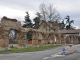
[{"left": 27, "top": 31, "right": 32, "bottom": 44}]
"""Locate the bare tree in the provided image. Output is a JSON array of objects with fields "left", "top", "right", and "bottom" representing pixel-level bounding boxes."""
[
  {"left": 39, "top": 3, "right": 47, "bottom": 20},
  {"left": 39, "top": 3, "right": 61, "bottom": 21}
]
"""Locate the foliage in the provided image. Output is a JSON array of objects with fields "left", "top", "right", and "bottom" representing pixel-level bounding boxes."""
[
  {"left": 22, "top": 11, "right": 33, "bottom": 28},
  {"left": 65, "top": 15, "right": 74, "bottom": 30},
  {"left": 78, "top": 58, "right": 80, "bottom": 60},
  {"left": 33, "top": 14, "right": 41, "bottom": 29},
  {"left": 59, "top": 20, "right": 65, "bottom": 30}
]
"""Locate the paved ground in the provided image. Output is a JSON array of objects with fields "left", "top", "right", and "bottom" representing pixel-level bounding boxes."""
[
  {"left": 42, "top": 45, "right": 80, "bottom": 60},
  {"left": 0, "top": 45, "right": 80, "bottom": 60}
]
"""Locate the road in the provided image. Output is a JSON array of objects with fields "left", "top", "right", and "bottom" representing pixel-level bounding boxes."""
[
  {"left": 42, "top": 45, "right": 80, "bottom": 60},
  {"left": 0, "top": 45, "right": 80, "bottom": 60}
]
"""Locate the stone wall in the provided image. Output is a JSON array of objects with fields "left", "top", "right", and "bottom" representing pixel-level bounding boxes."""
[{"left": 0, "top": 29, "right": 9, "bottom": 50}]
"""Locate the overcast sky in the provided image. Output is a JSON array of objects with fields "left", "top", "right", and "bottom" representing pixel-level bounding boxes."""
[{"left": 0, "top": 0, "right": 80, "bottom": 29}]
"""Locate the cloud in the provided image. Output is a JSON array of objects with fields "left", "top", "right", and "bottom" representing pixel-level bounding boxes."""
[
  {"left": 0, "top": 5, "right": 25, "bottom": 20},
  {"left": 0, "top": 5, "right": 36, "bottom": 22},
  {"left": 0, "top": 0, "right": 80, "bottom": 27}
]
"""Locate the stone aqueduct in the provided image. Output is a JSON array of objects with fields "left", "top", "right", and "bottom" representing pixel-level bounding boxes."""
[{"left": 0, "top": 16, "right": 80, "bottom": 50}]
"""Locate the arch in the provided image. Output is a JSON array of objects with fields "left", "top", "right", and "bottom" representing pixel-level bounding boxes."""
[
  {"left": 78, "top": 36, "right": 80, "bottom": 44},
  {"left": 27, "top": 31, "right": 32, "bottom": 44},
  {"left": 9, "top": 29, "right": 18, "bottom": 44}
]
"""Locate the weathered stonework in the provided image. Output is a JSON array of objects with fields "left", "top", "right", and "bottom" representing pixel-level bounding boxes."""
[
  {"left": 0, "top": 16, "right": 26, "bottom": 50},
  {"left": 1, "top": 16, "right": 80, "bottom": 50},
  {"left": 0, "top": 29, "right": 9, "bottom": 50}
]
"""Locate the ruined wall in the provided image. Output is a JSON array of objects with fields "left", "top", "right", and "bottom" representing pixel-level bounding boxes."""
[
  {"left": 17, "top": 32, "right": 27, "bottom": 48},
  {"left": 0, "top": 26, "right": 9, "bottom": 50},
  {"left": 65, "top": 34, "right": 79, "bottom": 44},
  {"left": 0, "top": 16, "right": 26, "bottom": 49},
  {"left": 0, "top": 16, "right": 61, "bottom": 49}
]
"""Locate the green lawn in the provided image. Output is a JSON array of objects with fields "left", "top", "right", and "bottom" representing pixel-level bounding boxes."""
[
  {"left": 78, "top": 58, "right": 80, "bottom": 60},
  {"left": 0, "top": 45, "right": 61, "bottom": 54}
]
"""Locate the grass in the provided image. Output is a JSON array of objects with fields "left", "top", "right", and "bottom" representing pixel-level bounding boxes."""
[
  {"left": 0, "top": 45, "right": 61, "bottom": 54},
  {"left": 78, "top": 58, "right": 80, "bottom": 60}
]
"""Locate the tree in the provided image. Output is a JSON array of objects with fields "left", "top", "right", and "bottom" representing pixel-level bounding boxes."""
[
  {"left": 38, "top": 3, "right": 61, "bottom": 21},
  {"left": 33, "top": 17, "right": 40, "bottom": 29},
  {"left": 22, "top": 11, "right": 33, "bottom": 28},
  {"left": 65, "top": 15, "right": 74, "bottom": 30},
  {"left": 36, "top": 12, "right": 42, "bottom": 20},
  {"left": 59, "top": 20, "right": 65, "bottom": 30},
  {"left": 33, "top": 12, "right": 43, "bottom": 29}
]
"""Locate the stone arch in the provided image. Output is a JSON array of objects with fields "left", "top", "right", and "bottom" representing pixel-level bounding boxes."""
[
  {"left": 47, "top": 33, "right": 51, "bottom": 44},
  {"left": 0, "top": 16, "right": 26, "bottom": 49},
  {"left": 9, "top": 29, "right": 18, "bottom": 44},
  {"left": 37, "top": 32, "right": 43, "bottom": 45},
  {"left": 60, "top": 34, "right": 64, "bottom": 44},
  {"left": 73, "top": 36, "right": 77, "bottom": 44},
  {"left": 66, "top": 36, "right": 68, "bottom": 44},
  {"left": 78, "top": 36, "right": 80, "bottom": 44},
  {"left": 49, "top": 33, "right": 54, "bottom": 44},
  {"left": 27, "top": 30, "right": 33, "bottom": 44},
  {"left": 27, "top": 31, "right": 32, "bottom": 39},
  {"left": 69, "top": 36, "right": 71, "bottom": 43}
]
